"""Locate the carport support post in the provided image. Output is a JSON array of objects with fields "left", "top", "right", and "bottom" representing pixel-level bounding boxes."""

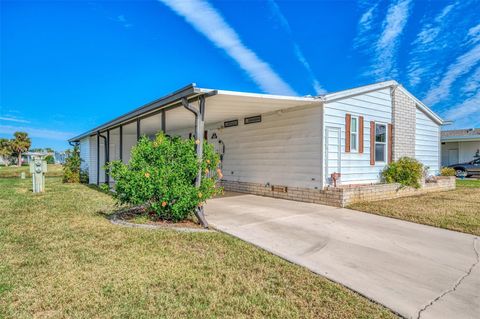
[
  {"left": 96, "top": 131, "right": 100, "bottom": 185},
  {"left": 106, "top": 129, "right": 110, "bottom": 185},
  {"left": 182, "top": 96, "right": 208, "bottom": 228}
]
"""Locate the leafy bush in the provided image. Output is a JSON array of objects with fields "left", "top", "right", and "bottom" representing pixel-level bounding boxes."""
[
  {"left": 440, "top": 167, "right": 456, "bottom": 176},
  {"left": 107, "top": 133, "right": 222, "bottom": 222},
  {"left": 80, "top": 169, "right": 89, "bottom": 184},
  {"left": 45, "top": 154, "right": 55, "bottom": 164},
  {"left": 381, "top": 157, "right": 424, "bottom": 188},
  {"left": 63, "top": 145, "right": 81, "bottom": 183}
]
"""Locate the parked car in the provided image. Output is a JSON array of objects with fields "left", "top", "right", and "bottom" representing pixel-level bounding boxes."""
[{"left": 448, "top": 158, "right": 480, "bottom": 177}]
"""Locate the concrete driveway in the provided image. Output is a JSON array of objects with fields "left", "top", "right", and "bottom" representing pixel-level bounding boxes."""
[{"left": 205, "top": 193, "right": 479, "bottom": 319}]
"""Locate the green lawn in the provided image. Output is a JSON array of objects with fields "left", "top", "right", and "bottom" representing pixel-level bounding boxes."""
[
  {"left": 349, "top": 180, "right": 480, "bottom": 236},
  {"left": 0, "top": 164, "right": 63, "bottom": 178},
  {"left": 0, "top": 177, "right": 395, "bottom": 319},
  {"left": 456, "top": 179, "right": 480, "bottom": 188}
]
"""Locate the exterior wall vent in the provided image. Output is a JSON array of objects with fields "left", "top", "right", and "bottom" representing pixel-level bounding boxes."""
[
  {"left": 244, "top": 115, "right": 262, "bottom": 124},
  {"left": 224, "top": 119, "right": 238, "bottom": 128},
  {"left": 271, "top": 185, "right": 288, "bottom": 193}
]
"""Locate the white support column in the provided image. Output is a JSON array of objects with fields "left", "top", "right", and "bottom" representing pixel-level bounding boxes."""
[{"left": 182, "top": 96, "right": 208, "bottom": 228}]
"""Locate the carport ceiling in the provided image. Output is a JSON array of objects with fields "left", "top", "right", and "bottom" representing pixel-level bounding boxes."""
[
  {"left": 165, "top": 89, "right": 320, "bottom": 131},
  {"left": 69, "top": 84, "right": 321, "bottom": 141}
]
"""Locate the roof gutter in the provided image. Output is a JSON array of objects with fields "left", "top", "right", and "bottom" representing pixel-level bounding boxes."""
[
  {"left": 69, "top": 83, "right": 211, "bottom": 142},
  {"left": 441, "top": 135, "right": 480, "bottom": 142}
]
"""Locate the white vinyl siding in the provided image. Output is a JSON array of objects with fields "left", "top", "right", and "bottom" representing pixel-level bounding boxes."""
[
  {"left": 323, "top": 88, "right": 392, "bottom": 185},
  {"left": 167, "top": 104, "right": 323, "bottom": 189},
  {"left": 89, "top": 135, "right": 97, "bottom": 184},
  {"left": 79, "top": 137, "right": 90, "bottom": 172},
  {"left": 415, "top": 108, "right": 440, "bottom": 175},
  {"left": 122, "top": 122, "right": 137, "bottom": 164}
]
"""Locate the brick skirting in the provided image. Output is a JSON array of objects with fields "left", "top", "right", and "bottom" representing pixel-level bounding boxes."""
[{"left": 219, "top": 176, "right": 456, "bottom": 207}]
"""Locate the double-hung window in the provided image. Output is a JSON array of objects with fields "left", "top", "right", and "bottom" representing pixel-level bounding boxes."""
[
  {"left": 350, "top": 116, "right": 358, "bottom": 152},
  {"left": 375, "top": 123, "right": 386, "bottom": 162}
]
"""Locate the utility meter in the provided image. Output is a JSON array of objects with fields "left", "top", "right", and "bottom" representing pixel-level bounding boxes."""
[{"left": 29, "top": 156, "right": 47, "bottom": 193}]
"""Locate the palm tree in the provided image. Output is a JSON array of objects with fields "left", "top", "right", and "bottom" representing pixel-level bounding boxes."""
[
  {"left": 10, "top": 132, "right": 31, "bottom": 167},
  {"left": 0, "top": 138, "right": 12, "bottom": 166}
]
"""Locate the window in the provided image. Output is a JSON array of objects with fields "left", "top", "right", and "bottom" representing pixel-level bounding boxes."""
[
  {"left": 350, "top": 117, "right": 358, "bottom": 152},
  {"left": 375, "top": 123, "right": 386, "bottom": 162}
]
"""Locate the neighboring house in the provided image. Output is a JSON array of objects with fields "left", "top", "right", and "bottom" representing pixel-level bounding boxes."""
[
  {"left": 54, "top": 151, "right": 66, "bottom": 164},
  {"left": 69, "top": 80, "right": 443, "bottom": 195},
  {"left": 441, "top": 128, "right": 480, "bottom": 166}
]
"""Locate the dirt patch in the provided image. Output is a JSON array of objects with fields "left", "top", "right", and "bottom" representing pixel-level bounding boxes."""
[{"left": 110, "top": 207, "right": 210, "bottom": 232}]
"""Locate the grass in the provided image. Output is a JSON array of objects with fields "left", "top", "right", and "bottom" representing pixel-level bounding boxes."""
[
  {"left": 0, "top": 164, "right": 63, "bottom": 178},
  {"left": 349, "top": 179, "right": 480, "bottom": 236},
  {"left": 0, "top": 177, "right": 395, "bottom": 319},
  {"left": 456, "top": 179, "right": 480, "bottom": 188}
]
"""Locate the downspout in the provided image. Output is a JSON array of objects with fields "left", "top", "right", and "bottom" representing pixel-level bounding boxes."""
[
  {"left": 98, "top": 132, "right": 108, "bottom": 184},
  {"left": 390, "top": 84, "right": 400, "bottom": 161},
  {"left": 182, "top": 96, "right": 208, "bottom": 228},
  {"left": 119, "top": 125, "right": 123, "bottom": 162},
  {"left": 96, "top": 132, "right": 100, "bottom": 185}
]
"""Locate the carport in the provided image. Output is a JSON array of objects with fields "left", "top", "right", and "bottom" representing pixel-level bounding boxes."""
[{"left": 69, "top": 83, "right": 318, "bottom": 226}]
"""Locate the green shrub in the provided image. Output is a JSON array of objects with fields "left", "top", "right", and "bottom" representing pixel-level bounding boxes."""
[
  {"left": 381, "top": 157, "right": 424, "bottom": 188},
  {"left": 107, "top": 133, "right": 222, "bottom": 222},
  {"left": 440, "top": 167, "right": 456, "bottom": 176},
  {"left": 63, "top": 145, "right": 81, "bottom": 183},
  {"left": 45, "top": 154, "right": 55, "bottom": 164},
  {"left": 80, "top": 169, "right": 89, "bottom": 184}
]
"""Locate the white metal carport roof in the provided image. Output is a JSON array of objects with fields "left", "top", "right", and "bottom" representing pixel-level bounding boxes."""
[{"left": 68, "top": 84, "right": 320, "bottom": 142}]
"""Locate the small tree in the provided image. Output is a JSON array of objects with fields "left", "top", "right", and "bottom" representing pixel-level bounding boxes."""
[
  {"left": 107, "top": 133, "right": 222, "bottom": 222},
  {"left": 382, "top": 157, "right": 424, "bottom": 188},
  {"left": 45, "top": 154, "right": 55, "bottom": 164},
  {"left": 63, "top": 144, "right": 82, "bottom": 183},
  {"left": 10, "top": 132, "right": 31, "bottom": 167},
  {"left": 0, "top": 138, "right": 13, "bottom": 166}
]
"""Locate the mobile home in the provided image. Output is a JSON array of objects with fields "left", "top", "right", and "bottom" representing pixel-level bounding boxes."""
[{"left": 69, "top": 80, "right": 443, "bottom": 202}]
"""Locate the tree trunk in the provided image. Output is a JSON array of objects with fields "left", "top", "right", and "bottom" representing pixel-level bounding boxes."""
[{"left": 17, "top": 152, "right": 21, "bottom": 167}]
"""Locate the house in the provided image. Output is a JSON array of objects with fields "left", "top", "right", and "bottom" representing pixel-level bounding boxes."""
[
  {"left": 441, "top": 128, "right": 480, "bottom": 166},
  {"left": 69, "top": 80, "right": 444, "bottom": 204}
]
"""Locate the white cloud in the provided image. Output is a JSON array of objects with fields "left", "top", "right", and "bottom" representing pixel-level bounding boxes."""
[
  {"left": 466, "top": 23, "right": 480, "bottom": 45},
  {"left": 462, "top": 66, "right": 480, "bottom": 95},
  {"left": 407, "top": 2, "right": 457, "bottom": 86},
  {"left": 354, "top": 3, "right": 378, "bottom": 48},
  {"left": 112, "top": 14, "right": 133, "bottom": 28},
  {"left": 370, "top": 0, "right": 412, "bottom": 79},
  {"left": 424, "top": 43, "right": 480, "bottom": 105},
  {"left": 159, "top": 0, "right": 296, "bottom": 95},
  {"left": 268, "top": 0, "right": 325, "bottom": 94},
  {"left": 415, "top": 3, "right": 455, "bottom": 48},
  {"left": 443, "top": 90, "right": 480, "bottom": 124},
  {"left": 0, "top": 125, "right": 75, "bottom": 141},
  {"left": 0, "top": 116, "right": 30, "bottom": 124}
]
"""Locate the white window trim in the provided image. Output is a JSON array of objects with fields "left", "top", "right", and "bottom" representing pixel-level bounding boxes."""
[
  {"left": 375, "top": 122, "right": 387, "bottom": 163},
  {"left": 350, "top": 115, "right": 359, "bottom": 153}
]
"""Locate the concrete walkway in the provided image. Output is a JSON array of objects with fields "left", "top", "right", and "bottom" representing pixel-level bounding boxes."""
[{"left": 205, "top": 193, "right": 479, "bottom": 319}]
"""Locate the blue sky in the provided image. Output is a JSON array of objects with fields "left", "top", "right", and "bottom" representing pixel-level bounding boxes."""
[{"left": 1, "top": 0, "right": 479, "bottom": 151}]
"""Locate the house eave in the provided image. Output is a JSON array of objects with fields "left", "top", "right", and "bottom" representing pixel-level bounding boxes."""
[
  {"left": 68, "top": 83, "right": 204, "bottom": 142},
  {"left": 441, "top": 135, "right": 480, "bottom": 142},
  {"left": 319, "top": 80, "right": 444, "bottom": 125}
]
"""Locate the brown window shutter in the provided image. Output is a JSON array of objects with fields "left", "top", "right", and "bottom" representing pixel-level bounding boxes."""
[
  {"left": 345, "top": 113, "right": 351, "bottom": 152},
  {"left": 359, "top": 116, "right": 364, "bottom": 153},
  {"left": 370, "top": 121, "right": 375, "bottom": 165},
  {"left": 388, "top": 124, "right": 393, "bottom": 163}
]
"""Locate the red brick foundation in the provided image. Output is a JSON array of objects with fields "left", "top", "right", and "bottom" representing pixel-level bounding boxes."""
[{"left": 220, "top": 176, "right": 456, "bottom": 207}]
